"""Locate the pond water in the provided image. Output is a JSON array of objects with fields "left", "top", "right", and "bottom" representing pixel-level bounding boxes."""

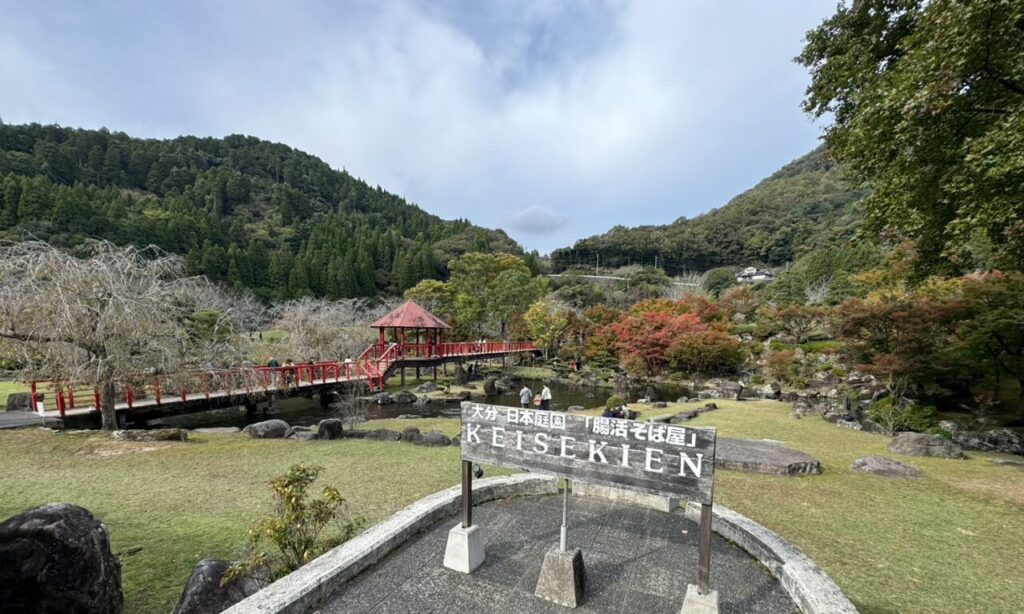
[{"left": 154, "top": 377, "right": 691, "bottom": 430}]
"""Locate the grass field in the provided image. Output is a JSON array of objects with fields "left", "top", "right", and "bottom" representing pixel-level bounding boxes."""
[{"left": 0, "top": 401, "right": 1021, "bottom": 613}]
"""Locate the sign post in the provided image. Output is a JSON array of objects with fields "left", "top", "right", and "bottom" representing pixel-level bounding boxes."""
[{"left": 455, "top": 402, "right": 718, "bottom": 611}]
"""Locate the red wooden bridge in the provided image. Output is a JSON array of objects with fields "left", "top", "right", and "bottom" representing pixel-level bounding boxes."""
[{"left": 24, "top": 301, "right": 538, "bottom": 425}]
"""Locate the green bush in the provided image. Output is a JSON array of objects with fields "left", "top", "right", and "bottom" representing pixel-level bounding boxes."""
[
  {"left": 799, "top": 340, "right": 843, "bottom": 354},
  {"left": 729, "top": 323, "right": 759, "bottom": 335},
  {"left": 750, "top": 375, "right": 765, "bottom": 385},
  {"left": 605, "top": 394, "right": 626, "bottom": 410},
  {"left": 227, "top": 463, "right": 365, "bottom": 584},
  {"left": 868, "top": 399, "right": 938, "bottom": 434}
]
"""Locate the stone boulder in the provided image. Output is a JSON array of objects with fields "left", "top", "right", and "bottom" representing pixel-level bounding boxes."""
[
  {"left": 171, "top": 559, "right": 260, "bottom": 614},
  {"left": 415, "top": 382, "right": 438, "bottom": 393},
  {"left": 860, "top": 419, "right": 887, "bottom": 434},
  {"left": 483, "top": 377, "right": 498, "bottom": 396},
  {"left": 291, "top": 431, "right": 318, "bottom": 441},
  {"left": 193, "top": 427, "right": 241, "bottom": 434},
  {"left": 401, "top": 426, "right": 421, "bottom": 442},
  {"left": 888, "top": 432, "right": 964, "bottom": 459},
  {"left": 5, "top": 391, "right": 32, "bottom": 412},
  {"left": 365, "top": 428, "right": 401, "bottom": 442},
  {"left": 716, "top": 439, "right": 822, "bottom": 476},
  {"left": 652, "top": 401, "right": 668, "bottom": 408},
  {"left": 567, "top": 405, "right": 584, "bottom": 413},
  {"left": 317, "top": 419, "right": 344, "bottom": 440},
  {"left": 703, "top": 402, "right": 717, "bottom": 410},
  {"left": 952, "top": 428, "right": 1023, "bottom": 456},
  {"left": 0, "top": 503, "right": 123, "bottom": 613},
  {"left": 850, "top": 455, "right": 922, "bottom": 479},
  {"left": 112, "top": 428, "right": 188, "bottom": 442},
  {"left": 372, "top": 392, "right": 394, "bottom": 405},
  {"left": 453, "top": 364, "right": 469, "bottom": 385},
  {"left": 676, "top": 397, "right": 689, "bottom": 403},
  {"left": 242, "top": 419, "right": 292, "bottom": 439},
  {"left": 496, "top": 377, "right": 513, "bottom": 393},
  {"left": 757, "top": 383, "right": 781, "bottom": 399},
  {"left": 451, "top": 435, "right": 461, "bottom": 447},
  {"left": 412, "top": 396, "right": 431, "bottom": 406},
  {"left": 414, "top": 431, "right": 451, "bottom": 447},
  {"left": 393, "top": 390, "right": 417, "bottom": 404}
]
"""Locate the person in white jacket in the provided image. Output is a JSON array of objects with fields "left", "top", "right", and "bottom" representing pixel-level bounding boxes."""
[{"left": 540, "top": 382, "right": 552, "bottom": 411}]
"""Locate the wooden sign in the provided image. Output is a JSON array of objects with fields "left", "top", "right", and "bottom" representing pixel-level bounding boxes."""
[{"left": 460, "top": 402, "right": 716, "bottom": 504}]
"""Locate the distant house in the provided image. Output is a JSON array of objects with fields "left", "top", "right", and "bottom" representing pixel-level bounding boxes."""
[{"left": 736, "top": 266, "right": 774, "bottom": 284}]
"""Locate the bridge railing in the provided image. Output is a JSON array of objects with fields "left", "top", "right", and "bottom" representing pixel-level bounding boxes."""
[
  {"left": 29, "top": 341, "right": 537, "bottom": 417},
  {"left": 31, "top": 360, "right": 371, "bottom": 417}
]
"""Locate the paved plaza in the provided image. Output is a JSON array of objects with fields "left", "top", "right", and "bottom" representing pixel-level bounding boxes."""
[{"left": 325, "top": 494, "right": 797, "bottom": 613}]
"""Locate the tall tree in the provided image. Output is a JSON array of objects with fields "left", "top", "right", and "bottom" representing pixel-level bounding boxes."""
[
  {"left": 799, "top": 1, "right": 1024, "bottom": 272},
  {"left": 0, "top": 241, "right": 247, "bottom": 430}
]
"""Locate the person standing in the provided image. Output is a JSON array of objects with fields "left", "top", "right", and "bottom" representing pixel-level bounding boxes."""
[
  {"left": 519, "top": 383, "right": 533, "bottom": 408},
  {"left": 540, "top": 382, "right": 552, "bottom": 411}
]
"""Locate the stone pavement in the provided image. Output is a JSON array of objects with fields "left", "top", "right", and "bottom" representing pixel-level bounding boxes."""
[{"left": 324, "top": 494, "right": 797, "bottom": 614}]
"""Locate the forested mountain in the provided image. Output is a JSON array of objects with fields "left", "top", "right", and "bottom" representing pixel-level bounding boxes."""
[
  {"left": 0, "top": 122, "right": 520, "bottom": 300},
  {"left": 550, "top": 147, "right": 866, "bottom": 274}
]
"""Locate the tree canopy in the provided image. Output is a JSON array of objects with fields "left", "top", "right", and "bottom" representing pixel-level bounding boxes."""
[{"left": 798, "top": 0, "right": 1024, "bottom": 273}]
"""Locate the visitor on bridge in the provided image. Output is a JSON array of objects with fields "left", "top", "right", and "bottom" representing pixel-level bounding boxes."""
[
  {"left": 283, "top": 359, "right": 295, "bottom": 386},
  {"left": 519, "top": 384, "right": 533, "bottom": 408},
  {"left": 540, "top": 382, "right": 552, "bottom": 411}
]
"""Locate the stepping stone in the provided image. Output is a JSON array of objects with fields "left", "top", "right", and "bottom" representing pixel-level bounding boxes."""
[{"left": 717, "top": 438, "right": 822, "bottom": 476}]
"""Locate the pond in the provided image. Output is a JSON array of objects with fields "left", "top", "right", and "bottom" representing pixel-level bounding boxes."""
[{"left": 154, "top": 376, "right": 691, "bottom": 430}]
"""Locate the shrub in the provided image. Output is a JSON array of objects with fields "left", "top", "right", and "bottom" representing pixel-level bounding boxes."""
[
  {"left": 867, "top": 398, "right": 938, "bottom": 434},
  {"left": 226, "top": 463, "right": 365, "bottom": 585},
  {"left": 605, "top": 394, "right": 626, "bottom": 410},
  {"left": 729, "top": 323, "right": 759, "bottom": 335},
  {"left": 764, "top": 349, "right": 800, "bottom": 385},
  {"left": 668, "top": 329, "right": 745, "bottom": 376}
]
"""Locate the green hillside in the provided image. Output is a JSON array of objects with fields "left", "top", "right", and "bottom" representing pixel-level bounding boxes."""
[
  {"left": 550, "top": 147, "right": 866, "bottom": 274},
  {"left": 0, "top": 123, "right": 520, "bottom": 300}
]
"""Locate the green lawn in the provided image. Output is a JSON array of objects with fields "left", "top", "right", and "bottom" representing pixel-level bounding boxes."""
[
  {"left": 0, "top": 430, "right": 508, "bottom": 613},
  {"left": 0, "top": 402, "right": 1021, "bottom": 613}
]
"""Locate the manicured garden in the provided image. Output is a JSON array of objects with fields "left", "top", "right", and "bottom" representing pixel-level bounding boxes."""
[{"left": 0, "top": 400, "right": 1021, "bottom": 613}]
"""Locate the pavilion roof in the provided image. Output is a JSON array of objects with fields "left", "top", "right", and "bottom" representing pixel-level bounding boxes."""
[{"left": 370, "top": 300, "right": 451, "bottom": 330}]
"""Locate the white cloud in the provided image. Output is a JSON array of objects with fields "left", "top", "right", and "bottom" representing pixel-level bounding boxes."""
[
  {"left": 0, "top": 0, "right": 835, "bottom": 253},
  {"left": 504, "top": 205, "right": 569, "bottom": 235}
]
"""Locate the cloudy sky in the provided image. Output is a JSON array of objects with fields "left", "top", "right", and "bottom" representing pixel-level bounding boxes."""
[{"left": 1, "top": 1, "right": 834, "bottom": 253}]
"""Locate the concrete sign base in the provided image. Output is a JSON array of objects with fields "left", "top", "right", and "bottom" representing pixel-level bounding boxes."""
[
  {"left": 443, "top": 523, "right": 484, "bottom": 574},
  {"left": 534, "top": 546, "right": 586, "bottom": 608},
  {"left": 681, "top": 584, "right": 719, "bottom": 614}
]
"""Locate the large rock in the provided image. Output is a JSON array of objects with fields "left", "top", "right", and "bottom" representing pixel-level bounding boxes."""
[
  {"left": 193, "top": 427, "right": 241, "bottom": 434},
  {"left": 415, "top": 382, "right": 438, "bottom": 393},
  {"left": 758, "top": 383, "right": 781, "bottom": 399},
  {"left": 452, "top": 364, "right": 469, "bottom": 385},
  {"left": 413, "top": 396, "right": 431, "bottom": 406},
  {"left": 171, "top": 559, "right": 260, "bottom": 614},
  {"left": 317, "top": 419, "right": 344, "bottom": 440},
  {"left": 567, "top": 405, "right": 585, "bottom": 413},
  {"left": 0, "top": 503, "right": 123, "bottom": 613},
  {"left": 652, "top": 401, "right": 668, "bottom": 408},
  {"left": 242, "top": 419, "right": 292, "bottom": 439},
  {"left": 850, "top": 455, "right": 922, "bottom": 479},
  {"left": 5, "top": 391, "right": 32, "bottom": 412},
  {"left": 716, "top": 438, "right": 822, "bottom": 476},
  {"left": 952, "top": 428, "right": 1022, "bottom": 456},
  {"left": 372, "top": 392, "right": 394, "bottom": 405},
  {"left": 483, "top": 377, "right": 498, "bottom": 396},
  {"left": 401, "top": 426, "right": 421, "bottom": 442},
  {"left": 112, "top": 428, "right": 188, "bottom": 442},
  {"left": 365, "top": 428, "right": 401, "bottom": 441},
  {"left": 888, "top": 432, "right": 964, "bottom": 458},
  {"left": 393, "top": 390, "right": 417, "bottom": 404},
  {"left": 414, "top": 431, "right": 452, "bottom": 447}
]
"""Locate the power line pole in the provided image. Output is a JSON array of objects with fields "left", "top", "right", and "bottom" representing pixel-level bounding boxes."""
[{"left": 596, "top": 253, "right": 600, "bottom": 276}]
